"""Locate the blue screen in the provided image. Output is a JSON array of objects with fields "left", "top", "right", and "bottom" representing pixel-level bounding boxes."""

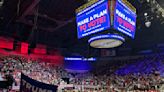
[
  {"left": 114, "top": 0, "right": 136, "bottom": 38},
  {"left": 76, "top": 0, "right": 110, "bottom": 39}
]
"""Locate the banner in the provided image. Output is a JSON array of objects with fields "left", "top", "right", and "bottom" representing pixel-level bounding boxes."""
[
  {"left": 20, "top": 73, "right": 58, "bottom": 92},
  {"left": 21, "top": 42, "right": 29, "bottom": 54}
]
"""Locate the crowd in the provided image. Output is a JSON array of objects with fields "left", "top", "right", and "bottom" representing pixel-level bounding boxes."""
[
  {"left": 0, "top": 54, "right": 164, "bottom": 92},
  {"left": 0, "top": 55, "right": 70, "bottom": 86}
]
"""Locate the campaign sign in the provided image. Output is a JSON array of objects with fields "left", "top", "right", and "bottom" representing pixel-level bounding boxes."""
[
  {"left": 76, "top": 0, "right": 110, "bottom": 39},
  {"left": 114, "top": 0, "right": 136, "bottom": 38},
  {"left": 20, "top": 73, "right": 58, "bottom": 92}
]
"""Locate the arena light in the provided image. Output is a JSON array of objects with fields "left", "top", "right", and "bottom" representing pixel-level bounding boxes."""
[
  {"left": 64, "top": 57, "right": 96, "bottom": 61},
  {"left": 144, "top": 12, "right": 148, "bottom": 16},
  {"left": 145, "top": 21, "right": 151, "bottom": 27},
  {"left": 144, "top": 15, "right": 153, "bottom": 28},
  {"left": 64, "top": 57, "right": 83, "bottom": 61},
  {"left": 88, "top": 34, "right": 125, "bottom": 48}
]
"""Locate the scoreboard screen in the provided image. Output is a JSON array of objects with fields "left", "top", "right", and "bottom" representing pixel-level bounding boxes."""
[
  {"left": 114, "top": 0, "right": 137, "bottom": 38},
  {"left": 76, "top": 0, "right": 110, "bottom": 39}
]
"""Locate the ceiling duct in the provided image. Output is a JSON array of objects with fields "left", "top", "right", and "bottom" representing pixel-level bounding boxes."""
[{"left": 149, "top": 0, "right": 164, "bottom": 17}]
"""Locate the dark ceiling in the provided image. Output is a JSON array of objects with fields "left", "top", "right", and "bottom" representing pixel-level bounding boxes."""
[
  {"left": 157, "top": 0, "right": 164, "bottom": 8},
  {"left": 0, "top": 0, "right": 164, "bottom": 57}
]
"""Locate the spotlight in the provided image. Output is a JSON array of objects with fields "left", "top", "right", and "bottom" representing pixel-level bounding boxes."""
[
  {"left": 144, "top": 13, "right": 148, "bottom": 16},
  {"left": 145, "top": 21, "right": 151, "bottom": 27}
]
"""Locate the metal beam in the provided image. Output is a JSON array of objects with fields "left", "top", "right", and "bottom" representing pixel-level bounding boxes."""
[
  {"left": 37, "top": 14, "right": 66, "bottom": 25},
  {"left": 17, "top": 19, "right": 53, "bottom": 31},
  {"left": 19, "top": 0, "right": 40, "bottom": 20},
  {"left": 17, "top": 17, "right": 75, "bottom": 32},
  {"left": 50, "top": 18, "right": 75, "bottom": 32}
]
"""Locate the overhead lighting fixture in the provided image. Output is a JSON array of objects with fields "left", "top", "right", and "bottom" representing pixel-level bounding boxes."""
[
  {"left": 144, "top": 15, "right": 153, "bottom": 27},
  {"left": 88, "top": 34, "right": 125, "bottom": 48},
  {"left": 64, "top": 57, "right": 96, "bottom": 61},
  {"left": 145, "top": 21, "right": 151, "bottom": 27},
  {"left": 144, "top": 12, "right": 148, "bottom": 16}
]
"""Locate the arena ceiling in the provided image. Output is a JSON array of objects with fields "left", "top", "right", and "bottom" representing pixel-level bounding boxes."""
[{"left": 0, "top": 0, "right": 164, "bottom": 56}]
